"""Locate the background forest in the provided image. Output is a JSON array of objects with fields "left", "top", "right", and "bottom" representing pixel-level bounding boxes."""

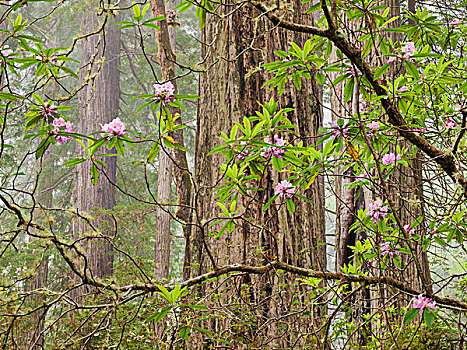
[{"left": 0, "top": 0, "right": 466, "bottom": 348}]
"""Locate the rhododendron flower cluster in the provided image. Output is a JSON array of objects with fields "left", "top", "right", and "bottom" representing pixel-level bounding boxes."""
[
  {"left": 102, "top": 117, "right": 125, "bottom": 137},
  {"left": 449, "top": 19, "right": 459, "bottom": 26},
  {"left": 382, "top": 153, "right": 401, "bottom": 165},
  {"left": 380, "top": 241, "right": 400, "bottom": 259},
  {"left": 367, "top": 121, "right": 380, "bottom": 131},
  {"left": 275, "top": 180, "right": 296, "bottom": 199},
  {"left": 387, "top": 42, "right": 416, "bottom": 64},
  {"left": 261, "top": 135, "right": 287, "bottom": 158},
  {"left": 368, "top": 198, "right": 388, "bottom": 222},
  {"left": 412, "top": 295, "right": 436, "bottom": 312},
  {"left": 50, "top": 117, "right": 73, "bottom": 144},
  {"left": 401, "top": 42, "right": 416, "bottom": 59},
  {"left": 445, "top": 120, "right": 458, "bottom": 129},
  {"left": 235, "top": 142, "right": 253, "bottom": 161},
  {"left": 154, "top": 81, "right": 176, "bottom": 103}
]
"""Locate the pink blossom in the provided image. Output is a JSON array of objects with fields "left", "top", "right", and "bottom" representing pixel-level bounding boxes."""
[
  {"left": 380, "top": 241, "right": 400, "bottom": 259},
  {"left": 50, "top": 117, "right": 73, "bottom": 144},
  {"left": 401, "top": 42, "right": 416, "bottom": 59},
  {"left": 382, "top": 153, "right": 401, "bottom": 165},
  {"left": 404, "top": 224, "right": 416, "bottom": 237},
  {"left": 154, "top": 81, "right": 176, "bottom": 103},
  {"left": 387, "top": 56, "right": 397, "bottom": 64},
  {"left": 367, "top": 121, "right": 380, "bottom": 131},
  {"left": 1, "top": 47, "right": 13, "bottom": 58},
  {"left": 368, "top": 198, "right": 388, "bottom": 222},
  {"left": 412, "top": 294, "right": 436, "bottom": 312},
  {"left": 398, "top": 86, "right": 408, "bottom": 92},
  {"left": 261, "top": 135, "right": 287, "bottom": 158},
  {"left": 102, "top": 117, "right": 125, "bottom": 137},
  {"left": 445, "top": 120, "right": 458, "bottom": 129},
  {"left": 449, "top": 19, "right": 459, "bottom": 26},
  {"left": 275, "top": 180, "right": 296, "bottom": 199}
]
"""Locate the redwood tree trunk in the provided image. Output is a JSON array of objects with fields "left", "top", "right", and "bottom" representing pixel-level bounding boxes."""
[
  {"left": 71, "top": 10, "right": 120, "bottom": 300},
  {"left": 189, "top": 1, "right": 326, "bottom": 347}
]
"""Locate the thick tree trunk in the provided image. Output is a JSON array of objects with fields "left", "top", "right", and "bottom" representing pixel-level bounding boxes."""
[
  {"left": 70, "top": 10, "right": 120, "bottom": 302},
  {"left": 190, "top": 1, "right": 326, "bottom": 347}
]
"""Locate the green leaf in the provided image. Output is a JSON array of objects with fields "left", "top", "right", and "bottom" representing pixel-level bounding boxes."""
[
  {"left": 316, "top": 71, "right": 325, "bottom": 85},
  {"left": 90, "top": 163, "right": 99, "bottom": 185},
  {"left": 344, "top": 77, "right": 355, "bottom": 104},
  {"left": 157, "top": 285, "right": 173, "bottom": 304},
  {"left": 145, "top": 305, "right": 172, "bottom": 323},
  {"left": 423, "top": 309, "right": 435, "bottom": 327},
  {"left": 63, "top": 158, "right": 87, "bottom": 167},
  {"left": 147, "top": 142, "right": 160, "bottom": 163},
  {"left": 374, "top": 63, "right": 390, "bottom": 79},
  {"left": 115, "top": 138, "right": 125, "bottom": 156},
  {"left": 405, "top": 61, "right": 420, "bottom": 80},
  {"left": 179, "top": 326, "right": 190, "bottom": 340},
  {"left": 263, "top": 195, "right": 277, "bottom": 211},
  {"left": 142, "top": 23, "right": 160, "bottom": 30},
  {"left": 272, "top": 156, "right": 282, "bottom": 172},
  {"left": 35, "top": 137, "right": 50, "bottom": 159},
  {"left": 286, "top": 198, "right": 295, "bottom": 214},
  {"left": 403, "top": 308, "right": 419, "bottom": 324}
]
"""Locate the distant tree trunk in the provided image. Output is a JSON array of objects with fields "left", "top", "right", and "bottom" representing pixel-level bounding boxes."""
[
  {"left": 151, "top": 0, "right": 193, "bottom": 281},
  {"left": 71, "top": 10, "right": 120, "bottom": 300},
  {"left": 153, "top": 0, "right": 178, "bottom": 281},
  {"left": 189, "top": 1, "right": 326, "bottom": 347},
  {"left": 20, "top": 149, "right": 53, "bottom": 350}
]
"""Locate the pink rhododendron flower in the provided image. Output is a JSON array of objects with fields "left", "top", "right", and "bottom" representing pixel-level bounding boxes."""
[
  {"left": 275, "top": 180, "right": 296, "bottom": 199},
  {"left": 50, "top": 117, "right": 73, "bottom": 144},
  {"left": 401, "top": 42, "right": 416, "bottom": 59},
  {"left": 398, "top": 86, "right": 408, "bottom": 92},
  {"left": 445, "top": 120, "right": 458, "bottom": 129},
  {"left": 368, "top": 198, "right": 388, "bottom": 222},
  {"left": 412, "top": 294, "right": 436, "bottom": 312},
  {"left": 387, "top": 56, "right": 397, "bottom": 64},
  {"left": 404, "top": 224, "right": 416, "bottom": 237},
  {"left": 154, "top": 81, "right": 176, "bottom": 103},
  {"left": 367, "top": 121, "right": 380, "bottom": 131},
  {"left": 261, "top": 135, "right": 287, "bottom": 158},
  {"left": 236, "top": 149, "right": 252, "bottom": 161},
  {"left": 102, "top": 117, "right": 125, "bottom": 137},
  {"left": 449, "top": 19, "right": 459, "bottom": 26},
  {"left": 380, "top": 241, "right": 399, "bottom": 259},
  {"left": 1, "top": 47, "right": 13, "bottom": 58},
  {"left": 382, "top": 153, "right": 401, "bottom": 165}
]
